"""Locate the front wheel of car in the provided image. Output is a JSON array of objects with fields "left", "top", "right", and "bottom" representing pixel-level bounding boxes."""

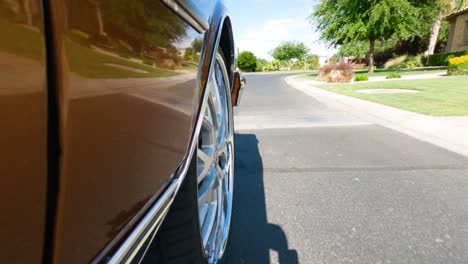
[{"left": 142, "top": 49, "right": 234, "bottom": 264}]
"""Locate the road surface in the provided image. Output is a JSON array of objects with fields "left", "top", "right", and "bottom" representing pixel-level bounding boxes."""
[{"left": 227, "top": 73, "right": 468, "bottom": 264}]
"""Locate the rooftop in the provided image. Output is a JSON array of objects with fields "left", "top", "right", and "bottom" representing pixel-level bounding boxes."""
[{"left": 445, "top": 6, "right": 468, "bottom": 20}]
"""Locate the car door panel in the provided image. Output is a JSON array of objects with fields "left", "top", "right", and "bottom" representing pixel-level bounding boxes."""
[
  {"left": 46, "top": 1, "right": 204, "bottom": 262},
  {"left": 0, "top": 0, "right": 48, "bottom": 263}
]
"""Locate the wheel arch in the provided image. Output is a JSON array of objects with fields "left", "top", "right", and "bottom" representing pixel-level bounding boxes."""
[{"left": 218, "top": 15, "right": 235, "bottom": 87}]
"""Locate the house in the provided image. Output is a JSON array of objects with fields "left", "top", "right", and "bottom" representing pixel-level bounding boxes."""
[
  {"left": 318, "top": 55, "right": 329, "bottom": 65},
  {"left": 445, "top": 7, "right": 468, "bottom": 53}
]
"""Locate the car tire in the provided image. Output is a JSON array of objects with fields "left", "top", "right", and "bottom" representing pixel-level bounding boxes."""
[{"left": 141, "top": 48, "right": 234, "bottom": 264}]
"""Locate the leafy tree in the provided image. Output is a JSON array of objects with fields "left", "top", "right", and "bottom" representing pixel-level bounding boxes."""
[
  {"left": 238, "top": 51, "right": 257, "bottom": 71},
  {"left": 265, "top": 60, "right": 283, "bottom": 71},
  {"left": 256, "top": 58, "right": 268, "bottom": 72},
  {"left": 306, "top": 54, "right": 320, "bottom": 69},
  {"left": 311, "top": 0, "right": 421, "bottom": 73},
  {"left": 423, "top": 0, "right": 468, "bottom": 55},
  {"left": 183, "top": 38, "right": 202, "bottom": 62},
  {"left": 270, "top": 41, "right": 309, "bottom": 70},
  {"left": 97, "top": 0, "right": 186, "bottom": 52},
  {"left": 191, "top": 38, "right": 203, "bottom": 53},
  {"left": 338, "top": 41, "right": 369, "bottom": 59}
]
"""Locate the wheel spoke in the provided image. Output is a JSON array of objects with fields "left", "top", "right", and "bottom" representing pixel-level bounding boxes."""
[
  {"left": 198, "top": 146, "right": 214, "bottom": 184},
  {"left": 198, "top": 167, "right": 216, "bottom": 205},
  {"left": 197, "top": 53, "right": 234, "bottom": 263}
]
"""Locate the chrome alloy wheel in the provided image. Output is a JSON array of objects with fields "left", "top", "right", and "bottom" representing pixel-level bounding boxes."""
[{"left": 197, "top": 53, "right": 234, "bottom": 264}]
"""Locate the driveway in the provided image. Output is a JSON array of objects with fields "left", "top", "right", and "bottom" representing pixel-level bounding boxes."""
[{"left": 228, "top": 73, "right": 468, "bottom": 264}]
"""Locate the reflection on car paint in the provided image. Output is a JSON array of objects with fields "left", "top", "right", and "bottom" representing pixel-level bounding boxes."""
[
  {"left": 50, "top": 0, "right": 205, "bottom": 263},
  {"left": 0, "top": 1, "right": 47, "bottom": 263}
]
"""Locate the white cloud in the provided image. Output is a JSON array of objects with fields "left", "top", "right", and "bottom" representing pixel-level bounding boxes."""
[
  {"left": 236, "top": 18, "right": 297, "bottom": 59},
  {"left": 236, "top": 18, "right": 336, "bottom": 59}
]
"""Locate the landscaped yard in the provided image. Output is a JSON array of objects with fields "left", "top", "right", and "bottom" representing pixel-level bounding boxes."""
[
  {"left": 302, "top": 67, "right": 447, "bottom": 79},
  {"left": 0, "top": 18, "right": 185, "bottom": 79},
  {"left": 0, "top": 18, "right": 44, "bottom": 60},
  {"left": 314, "top": 76, "right": 468, "bottom": 116},
  {"left": 65, "top": 40, "right": 181, "bottom": 79}
]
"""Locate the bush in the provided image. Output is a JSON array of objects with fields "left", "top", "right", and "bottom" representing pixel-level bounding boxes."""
[
  {"left": 69, "top": 28, "right": 91, "bottom": 46},
  {"left": 255, "top": 59, "right": 267, "bottom": 72},
  {"left": 142, "top": 57, "right": 154, "bottom": 66},
  {"left": 354, "top": 74, "right": 369, "bottom": 82},
  {"left": 386, "top": 72, "right": 402, "bottom": 79},
  {"left": 118, "top": 52, "right": 132, "bottom": 59},
  {"left": 426, "top": 50, "right": 468, "bottom": 66},
  {"left": 384, "top": 55, "right": 422, "bottom": 69},
  {"left": 317, "top": 63, "right": 354, "bottom": 83},
  {"left": 374, "top": 52, "right": 395, "bottom": 68},
  {"left": 401, "top": 55, "right": 423, "bottom": 69},
  {"left": 448, "top": 54, "right": 468, "bottom": 76},
  {"left": 384, "top": 55, "right": 407, "bottom": 69},
  {"left": 265, "top": 60, "right": 282, "bottom": 71},
  {"left": 238, "top": 51, "right": 257, "bottom": 71}
]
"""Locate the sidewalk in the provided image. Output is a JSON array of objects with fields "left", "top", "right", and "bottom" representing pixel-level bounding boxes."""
[{"left": 285, "top": 76, "right": 468, "bottom": 157}]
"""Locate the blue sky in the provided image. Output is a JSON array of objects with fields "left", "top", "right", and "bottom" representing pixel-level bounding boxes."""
[{"left": 224, "top": 0, "right": 337, "bottom": 60}]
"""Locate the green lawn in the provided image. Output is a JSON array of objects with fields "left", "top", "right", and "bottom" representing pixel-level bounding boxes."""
[
  {"left": 0, "top": 18, "right": 44, "bottom": 60},
  {"left": 303, "top": 67, "right": 447, "bottom": 79},
  {"left": 315, "top": 76, "right": 468, "bottom": 116}
]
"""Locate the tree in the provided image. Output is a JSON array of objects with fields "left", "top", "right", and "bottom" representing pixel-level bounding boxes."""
[
  {"left": 270, "top": 41, "right": 309, "bottom": 70},
  {"left": 338, "top": 41, "right": 369, "bottom": 59},
  {"left": 311, "top": 0, "right": 420, "bottom": 73},
  {"left": 306, "top": 54, "right": 320, "bottom": 69},
  {"left": 424, "top": 0, "right": 467, "bottom": 55},
  {"left": 191, "top": 38, "right": 203, "bottom": 53},
  {"left": 238, "top": 51, "right": 257, "bottom": 71},
  {"left": 97, "top": 0, "right": 186, "bottom": 52},
  {"left": 256, "top": 58, "right": 268, "bottom": 72}
]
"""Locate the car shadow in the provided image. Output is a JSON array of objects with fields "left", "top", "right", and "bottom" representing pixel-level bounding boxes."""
[{"left": 226, "top": 133, "right": 299, "bottom": 264}]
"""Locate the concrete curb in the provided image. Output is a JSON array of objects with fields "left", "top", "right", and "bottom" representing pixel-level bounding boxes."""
[{"left": 285, "top": 76, "right": 468, "bottom": 158}]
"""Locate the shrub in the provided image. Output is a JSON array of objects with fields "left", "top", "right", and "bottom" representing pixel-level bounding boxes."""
[
  {"left": 317, "top": 63, "right": 354, "bottom": 83},
  {"left": 374, "top": 52, "right": 395, "bottom": 68},
  {"left": 70, "top": 29, "right": 90, "bottom": 40},
  {"left": 238, "top": 51, "right": 257, "bottom": 71},
  {"left": 118, "top": 52, "right": 132, "bottom": 59},
  {"left": 449, "top": 54, "right": 468, "bottom": 65},
  {"left": 386, "top": 72, "right": 402, "bottom": 79},
  {"left": 384, "top": 55, "right": 422, "bottom": 69},
  {"left": 448, "top": 54, "right": 468, "bottom": 76},
  {"left": 426, "top": 50, "right": 468, "bottom": 66},
  {"left": 384, "top": 55, "right": 407, "bottom": 69},
  {"left": 255, "top": 59, "right": 267, "bottom": 72},
  {"left": 402, "top": 55, "right": 423, "bottom": 69},
  {"left": 69, "top": 28, "right": 91, "bottom": 46},
  {"left": 265, "top": 60, "right": 281, "bottom": 71},
  {"left": 142, "top": 57, "right": 154, "bottom": 66},
  {"left": 354, "top": 74, "right": 369, "bottom": 82}
]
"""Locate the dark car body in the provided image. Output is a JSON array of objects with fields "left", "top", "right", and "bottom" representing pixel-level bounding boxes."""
[{"left": 0, "top": 0, "right": 240, "bottom": 263}]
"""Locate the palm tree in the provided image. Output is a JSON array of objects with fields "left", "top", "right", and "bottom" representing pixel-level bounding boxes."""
[{"left": 425, "top": 0, "right": 468, "bottom": 55}]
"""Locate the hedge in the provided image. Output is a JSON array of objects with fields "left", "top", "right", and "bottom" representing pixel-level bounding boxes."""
[{"left": 426, "top": 50, "right": 468, "bottom": 66}]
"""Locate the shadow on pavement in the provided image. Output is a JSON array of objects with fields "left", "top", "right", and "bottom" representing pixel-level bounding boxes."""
[{"left": 226, "top": 133, "right": 299, "bottom": 264}]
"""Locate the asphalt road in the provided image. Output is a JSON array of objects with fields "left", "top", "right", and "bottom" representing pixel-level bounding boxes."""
[{"left": 227, "top": 73, "right": 468, "bottom": 264}]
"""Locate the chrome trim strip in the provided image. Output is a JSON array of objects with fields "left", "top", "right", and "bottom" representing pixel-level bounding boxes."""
[
  {"left": 161, "top": 0, "right": 207, "bottom": 33},
  {"left": 173, "top": 0, "right": 211, "bottom": 30},
  {"left": 107, "top": 180, "right": 179, "bottom": 264}
]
